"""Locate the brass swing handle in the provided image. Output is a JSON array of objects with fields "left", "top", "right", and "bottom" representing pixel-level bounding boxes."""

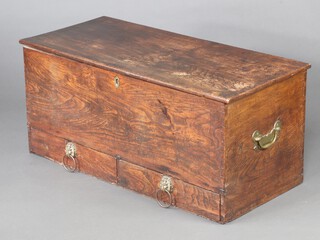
[
  {"left": 252, "top": 120, "right": 282, "bottom": 150},
  {"left": 63, "top": 142, "right": 78, "bottom": 172},
  {"left": 156, "top": 176, "right": 174, "bottom": 208}
]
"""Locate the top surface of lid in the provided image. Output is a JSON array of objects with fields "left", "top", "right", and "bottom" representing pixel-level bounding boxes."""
[{"left": 20, "top": 16, "right": 310, "bottom": 103}]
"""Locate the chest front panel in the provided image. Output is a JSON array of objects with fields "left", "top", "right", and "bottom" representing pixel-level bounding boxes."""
[{"left": 24, "top": 48, "right": 225, "bottom": 191}]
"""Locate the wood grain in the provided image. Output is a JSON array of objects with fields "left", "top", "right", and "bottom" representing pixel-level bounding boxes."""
[
  {"left": 19, "top": 16, "right": 310, "bottom": 103},
  {"left": 24, "top": 48, "right": 225, "bottom": 192},
  {"left": 21, "top": 17, "right": 311, "bottom": 223},
  {"left": 118, "top": 160, "right": 221, "bottom": 221},
  {"left": 29, "top": 127, "right": 117, "bottom": 183},
  {"left": 222, "top": 71, "right": 307, "bottom": 223}
]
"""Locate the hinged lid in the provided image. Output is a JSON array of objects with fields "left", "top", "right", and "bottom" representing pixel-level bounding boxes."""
[{"left": 20, "top": 16, "right": 310, "bottom": 103}]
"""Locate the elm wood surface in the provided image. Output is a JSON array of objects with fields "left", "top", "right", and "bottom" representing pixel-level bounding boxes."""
[
  {"left": 20, "top": 17, "right": 311, "bottom": 223},
  {"left": 222, "top": 71, "right": 307, "bottom": 223},
  {"left": 29, "top": 127, "right": 117, "bottom": 183},
  {"left": 19, "top": 16, "right": 310, "bottom": 103},
  {"left": 118, "top": 160, "right": 221, "bottom": 221},
  {"left": 24, "top": 48, "right": 225, "bottom": 192}
]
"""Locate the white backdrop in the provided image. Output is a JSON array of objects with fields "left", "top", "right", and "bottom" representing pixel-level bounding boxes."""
[{"left": 0, "top": 1, "right": 319, "bottom": 239}]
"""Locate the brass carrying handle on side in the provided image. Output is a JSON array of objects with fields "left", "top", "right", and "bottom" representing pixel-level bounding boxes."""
[{"left": 252, "top": 120, "right": 282, "bottom": 150}]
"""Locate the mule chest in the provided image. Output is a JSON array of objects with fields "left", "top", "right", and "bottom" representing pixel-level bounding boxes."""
[{"left": 19, "top": 16, "right": 311, "bottom": 223}]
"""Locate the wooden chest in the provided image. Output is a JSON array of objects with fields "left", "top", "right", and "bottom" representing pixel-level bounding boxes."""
[{"left": 20, "top": 16, "right": 310, "bottom": 223}]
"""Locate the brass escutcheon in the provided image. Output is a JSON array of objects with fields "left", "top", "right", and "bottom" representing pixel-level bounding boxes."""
[
  {"left": 114, "top": 76, "right": 120, "bottom": 88},
  {"left": 252, "top": 120, "right": 282, "bottom": 150}
]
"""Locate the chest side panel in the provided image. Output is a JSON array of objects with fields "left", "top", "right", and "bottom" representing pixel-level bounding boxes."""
[
  {"left": 222, "top": 71, "right": 306, "bottom": 222},
  {"left": 24, "top": 48, "right": 225, "bottom": 191}
]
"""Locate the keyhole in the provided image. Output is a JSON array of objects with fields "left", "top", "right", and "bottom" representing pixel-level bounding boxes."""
[{"left": 114, "top": 76, "right": 120, "bottom": 88}]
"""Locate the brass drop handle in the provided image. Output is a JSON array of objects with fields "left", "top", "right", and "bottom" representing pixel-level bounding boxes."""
[
  {"left": 156, "top": 176, "right": 174, "bottom": 208},
  {"left": 63, "top": 142, "right": 78, "bottom": 172},
  {"left": 252, "top": 120, "right": 282, "bottom": 150}
]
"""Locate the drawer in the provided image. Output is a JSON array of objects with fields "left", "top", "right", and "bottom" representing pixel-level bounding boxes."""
[
  {"left": 29, "top": 127, "right": 117, "bottom": 183},
  {"left": 118, "top": 160, "right": 221, "bottom": 221},
  {"left": 29, "top": 127, "right": 220, "bottom": 221},
  {"left": 24, "top": 48, "right": 224, "bottom": 191}
]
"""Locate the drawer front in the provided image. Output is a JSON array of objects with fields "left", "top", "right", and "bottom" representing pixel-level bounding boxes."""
[
  {"left": 118, "top": 160, "right": 221, "bottom": 221},
  {"left": 24, "top": 48, "right": 225, "bottom": 191},
  {"left": 29, "top": 127, "right": 117, "bottom": 183}
]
